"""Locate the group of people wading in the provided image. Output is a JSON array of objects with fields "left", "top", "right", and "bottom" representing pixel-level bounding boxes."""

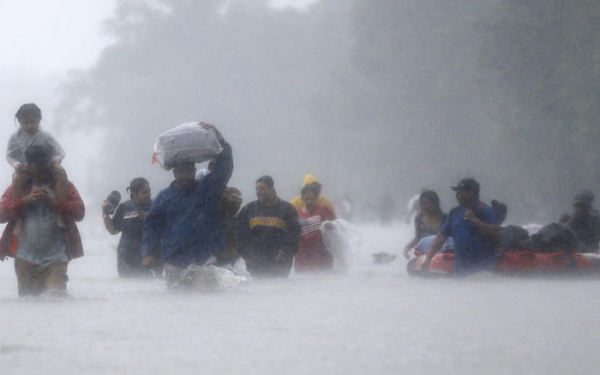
[
  {"left": 403, "top": 178, "right": 600, "bottom": 277},
  {"left": 0, "top": 105, "right": 343, "bottom": 295},
  {"left": 5, "top": 104, "right": 594, "bottom": 294},
  {"left": 99, "top": 127, "right": 338, "bottom": 289},
  {"left": 0, "top": 104, "right": 85, "bottom": 296}
]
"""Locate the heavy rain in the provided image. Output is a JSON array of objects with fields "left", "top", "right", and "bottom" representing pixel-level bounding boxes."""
[{"left": 1, "top": 1, "right": 600, "bottom": 374}]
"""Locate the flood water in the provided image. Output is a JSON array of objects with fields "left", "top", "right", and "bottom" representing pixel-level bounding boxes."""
[{"left": 1, "top": 220, "right": 599, "bottom": 375}]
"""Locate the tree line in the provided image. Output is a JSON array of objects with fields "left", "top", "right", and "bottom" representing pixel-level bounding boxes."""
[{"left": 57, "top": 0, "right": 600, "bottom": 223}]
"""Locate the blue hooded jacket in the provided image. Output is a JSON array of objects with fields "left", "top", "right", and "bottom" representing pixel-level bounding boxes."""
[{"left": 142, "top": 141, "right": 233, "bottom": 267}]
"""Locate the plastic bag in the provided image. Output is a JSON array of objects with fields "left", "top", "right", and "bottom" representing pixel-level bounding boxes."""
[
  {"left": 179, "top": 264, "right": 249, "bottom": 292},
  {"left": 320, "top": 219, "right": 362, "bottom": 272},
  {"left": 152, "top": 122, "right": 223, "bottom": 170}
]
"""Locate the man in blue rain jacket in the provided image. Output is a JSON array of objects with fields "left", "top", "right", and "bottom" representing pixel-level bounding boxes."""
[{"left": 142, "top": 123, "right": 233, "bottom": 288}]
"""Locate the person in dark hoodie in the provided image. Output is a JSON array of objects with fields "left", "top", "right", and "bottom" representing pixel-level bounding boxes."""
[
  {"left": 141, "top": 123, "right": 233, "bottom": 289},
  {"left": 237, "top": 175, "right": 301, "bottom": 277}
]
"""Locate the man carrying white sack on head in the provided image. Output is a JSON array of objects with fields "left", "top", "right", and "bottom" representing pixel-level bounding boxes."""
[{"left": 142, "top": 122, "right": 233, "bottom": 289}]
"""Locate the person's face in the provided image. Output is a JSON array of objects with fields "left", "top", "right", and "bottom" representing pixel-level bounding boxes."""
[
  {"left": 420, "top": 197, "right": 436, "bottom": 215},
  {"left": 173, "top": 163, "right": 196, "bottom": 187},
  {"left": 18, "top": 116, "right": 41, "bottom": 135},
  {"left": 132, "top": 184, "right": 151, "bottom": 205},
  {"left": 455, "top": 189, "right": 476, "bottom": 207},
  {"left": 302, "top": 191, "right": 317, "bottom": 211},
  {"left": 573, "top": 203, "right": 590, "bottom": 218},
  {"left": 30, "top": 162, "right": 53, "bottom": 182},
  {"left": 256, "top": 182, "right": 275, "bottom": 204}
]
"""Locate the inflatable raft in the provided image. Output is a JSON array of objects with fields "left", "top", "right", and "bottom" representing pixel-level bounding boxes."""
[
  {"left": 407, "top": 224, "right": 600, "bottom": 277},
  {"left": 407, "top": 249, "right": 600, "bottom": 277}
]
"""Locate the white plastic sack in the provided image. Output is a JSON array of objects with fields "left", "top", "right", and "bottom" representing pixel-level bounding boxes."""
[
  {"left": 152, "top": 122, "right": 223, "bottom": 170},
  {"left": 179, "top": 264, "right": 249, "bottom": 292},
  {"left": 320, "top": 219, "right": 362, "bottom": 273}
]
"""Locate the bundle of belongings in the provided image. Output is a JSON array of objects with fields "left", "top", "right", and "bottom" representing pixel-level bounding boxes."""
[
  {"left": 152, "top": 122, "right": 223, "bottom": 170},
  {"left": 500, "top": 223, "right": 580, "bottom": 253}
]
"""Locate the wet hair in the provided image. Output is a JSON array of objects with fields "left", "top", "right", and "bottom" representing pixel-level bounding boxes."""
[
  {"left": 24, "top": 144, "right": 52, "bottom": 165},
  {"left": 256, "top": 175, "right": 274, "bottom": 189},
  {"left": 419, "top": 190, "right": 440, "bottom": 207},
  {"left": 301, "top": 183, "right": 320, "bottom": 197},
  {"left": 127, "top": 177, "right": 149, "bottom": 196},
  {"left": 15, "top": 103, "right": 42, "bottom": 120}
]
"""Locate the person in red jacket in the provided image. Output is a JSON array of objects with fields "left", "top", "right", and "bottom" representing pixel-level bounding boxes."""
[
  {"left": 294, "top": 183, "right": 336, "bottom": 272},
  {"left": 0, "top": 144, "right": 85, "bottom": 296}
]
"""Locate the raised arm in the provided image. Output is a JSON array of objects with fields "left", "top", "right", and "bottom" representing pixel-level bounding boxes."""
[
  {"left": 422, "top": 233, "right": 449, "bottom": 270},
  {"left": 464, "top": 207, "right": 499, "bottom": 237}
]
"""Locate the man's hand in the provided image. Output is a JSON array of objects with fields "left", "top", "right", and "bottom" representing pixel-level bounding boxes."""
[
  {"left": 52, "top": 164, "right": 68, "bottom": 182},
  {"left": 403, "top": 246, "right": 411, "bottom": 260},
  {"left": 464, "top": 209, "right": 499, "bottom": 237},
  {"left": 24, "top": 188, "right": 51, "bottom": 205},
  {"left": 463, "top": 209, "right": 477, "bottom": 222},
  {"left": 421, "top": 254, "right": 432, "bottom": 271},
  {"left": 199, "top": 122, "right": 224, "bottom": 141},
  {"left": 14, "top": 163, "right": 29, "bottom": 173},
  {"left": 142, "top": 255, "right": 155, "bottom": 268}
]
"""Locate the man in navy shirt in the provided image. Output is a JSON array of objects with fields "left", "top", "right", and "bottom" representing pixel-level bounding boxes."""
[{"left": 423, "top": 178, "right": 498, "bottom": 276}]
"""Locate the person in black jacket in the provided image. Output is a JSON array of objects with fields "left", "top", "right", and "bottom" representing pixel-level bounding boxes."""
[
  {"left": 102, "top": 178, "right": 158, "bottom": 278},
  {"left": 236, "top": 175, "right": 301, "bottom": 277}
]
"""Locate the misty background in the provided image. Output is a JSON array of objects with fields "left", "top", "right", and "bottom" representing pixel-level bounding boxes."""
[{"left": 4, "top": 0, "right": 600, "bottom": 225}]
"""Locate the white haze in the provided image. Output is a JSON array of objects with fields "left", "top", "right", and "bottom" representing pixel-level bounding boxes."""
[
  {"left": 0, "top": 0, "right": 118, "bottom": 201},
  {"left": 0, "top": 0, "right": 314, "bottom": 204},
  {"left": 1, "top": 2, "right": 599, "bottom": 374},
  {"left": 1, "top": 222, "right": 599, "bottom": 374}
]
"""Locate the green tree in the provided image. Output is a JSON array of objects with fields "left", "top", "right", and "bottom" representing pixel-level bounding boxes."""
[
  {"left": 57, "top": 0, "right": 352, "bottom": 200},
  {"left": 481, "top": 0, "right": 600, "bottom": 218}
]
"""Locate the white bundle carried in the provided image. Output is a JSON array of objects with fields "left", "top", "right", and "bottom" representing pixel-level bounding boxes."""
[
  {"left": 320, "top": 219, "right": 362, "bottom": 273},
  {"left": 152, "top": 122, "right": 223, "bottom": 170}
]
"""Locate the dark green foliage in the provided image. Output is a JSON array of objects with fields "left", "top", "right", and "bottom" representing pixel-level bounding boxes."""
[{"left": 56, "top": 0, "right": 600, "bottom": 223}]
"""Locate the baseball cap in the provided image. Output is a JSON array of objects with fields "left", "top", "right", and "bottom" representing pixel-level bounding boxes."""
[{"left": 451, "top": 178, "right": 480, "bottom": 195}]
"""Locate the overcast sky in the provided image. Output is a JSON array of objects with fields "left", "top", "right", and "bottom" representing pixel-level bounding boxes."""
[
  {"left": 0, "top": 0, "right": 314, "bottom": 197},
  {"left": 0, "top": 1, "right": 117, "bottom": 192},
  {"left": 0, "top": 1, "right": 116, "bottom": 74}
]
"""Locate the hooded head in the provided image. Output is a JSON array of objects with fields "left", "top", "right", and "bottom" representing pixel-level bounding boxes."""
[
  {"left": 301, "top": 174, "right": 323, "bottom": 196},
  {"left": 302, "top": 174, "right": 319, "bottom": 187}
]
